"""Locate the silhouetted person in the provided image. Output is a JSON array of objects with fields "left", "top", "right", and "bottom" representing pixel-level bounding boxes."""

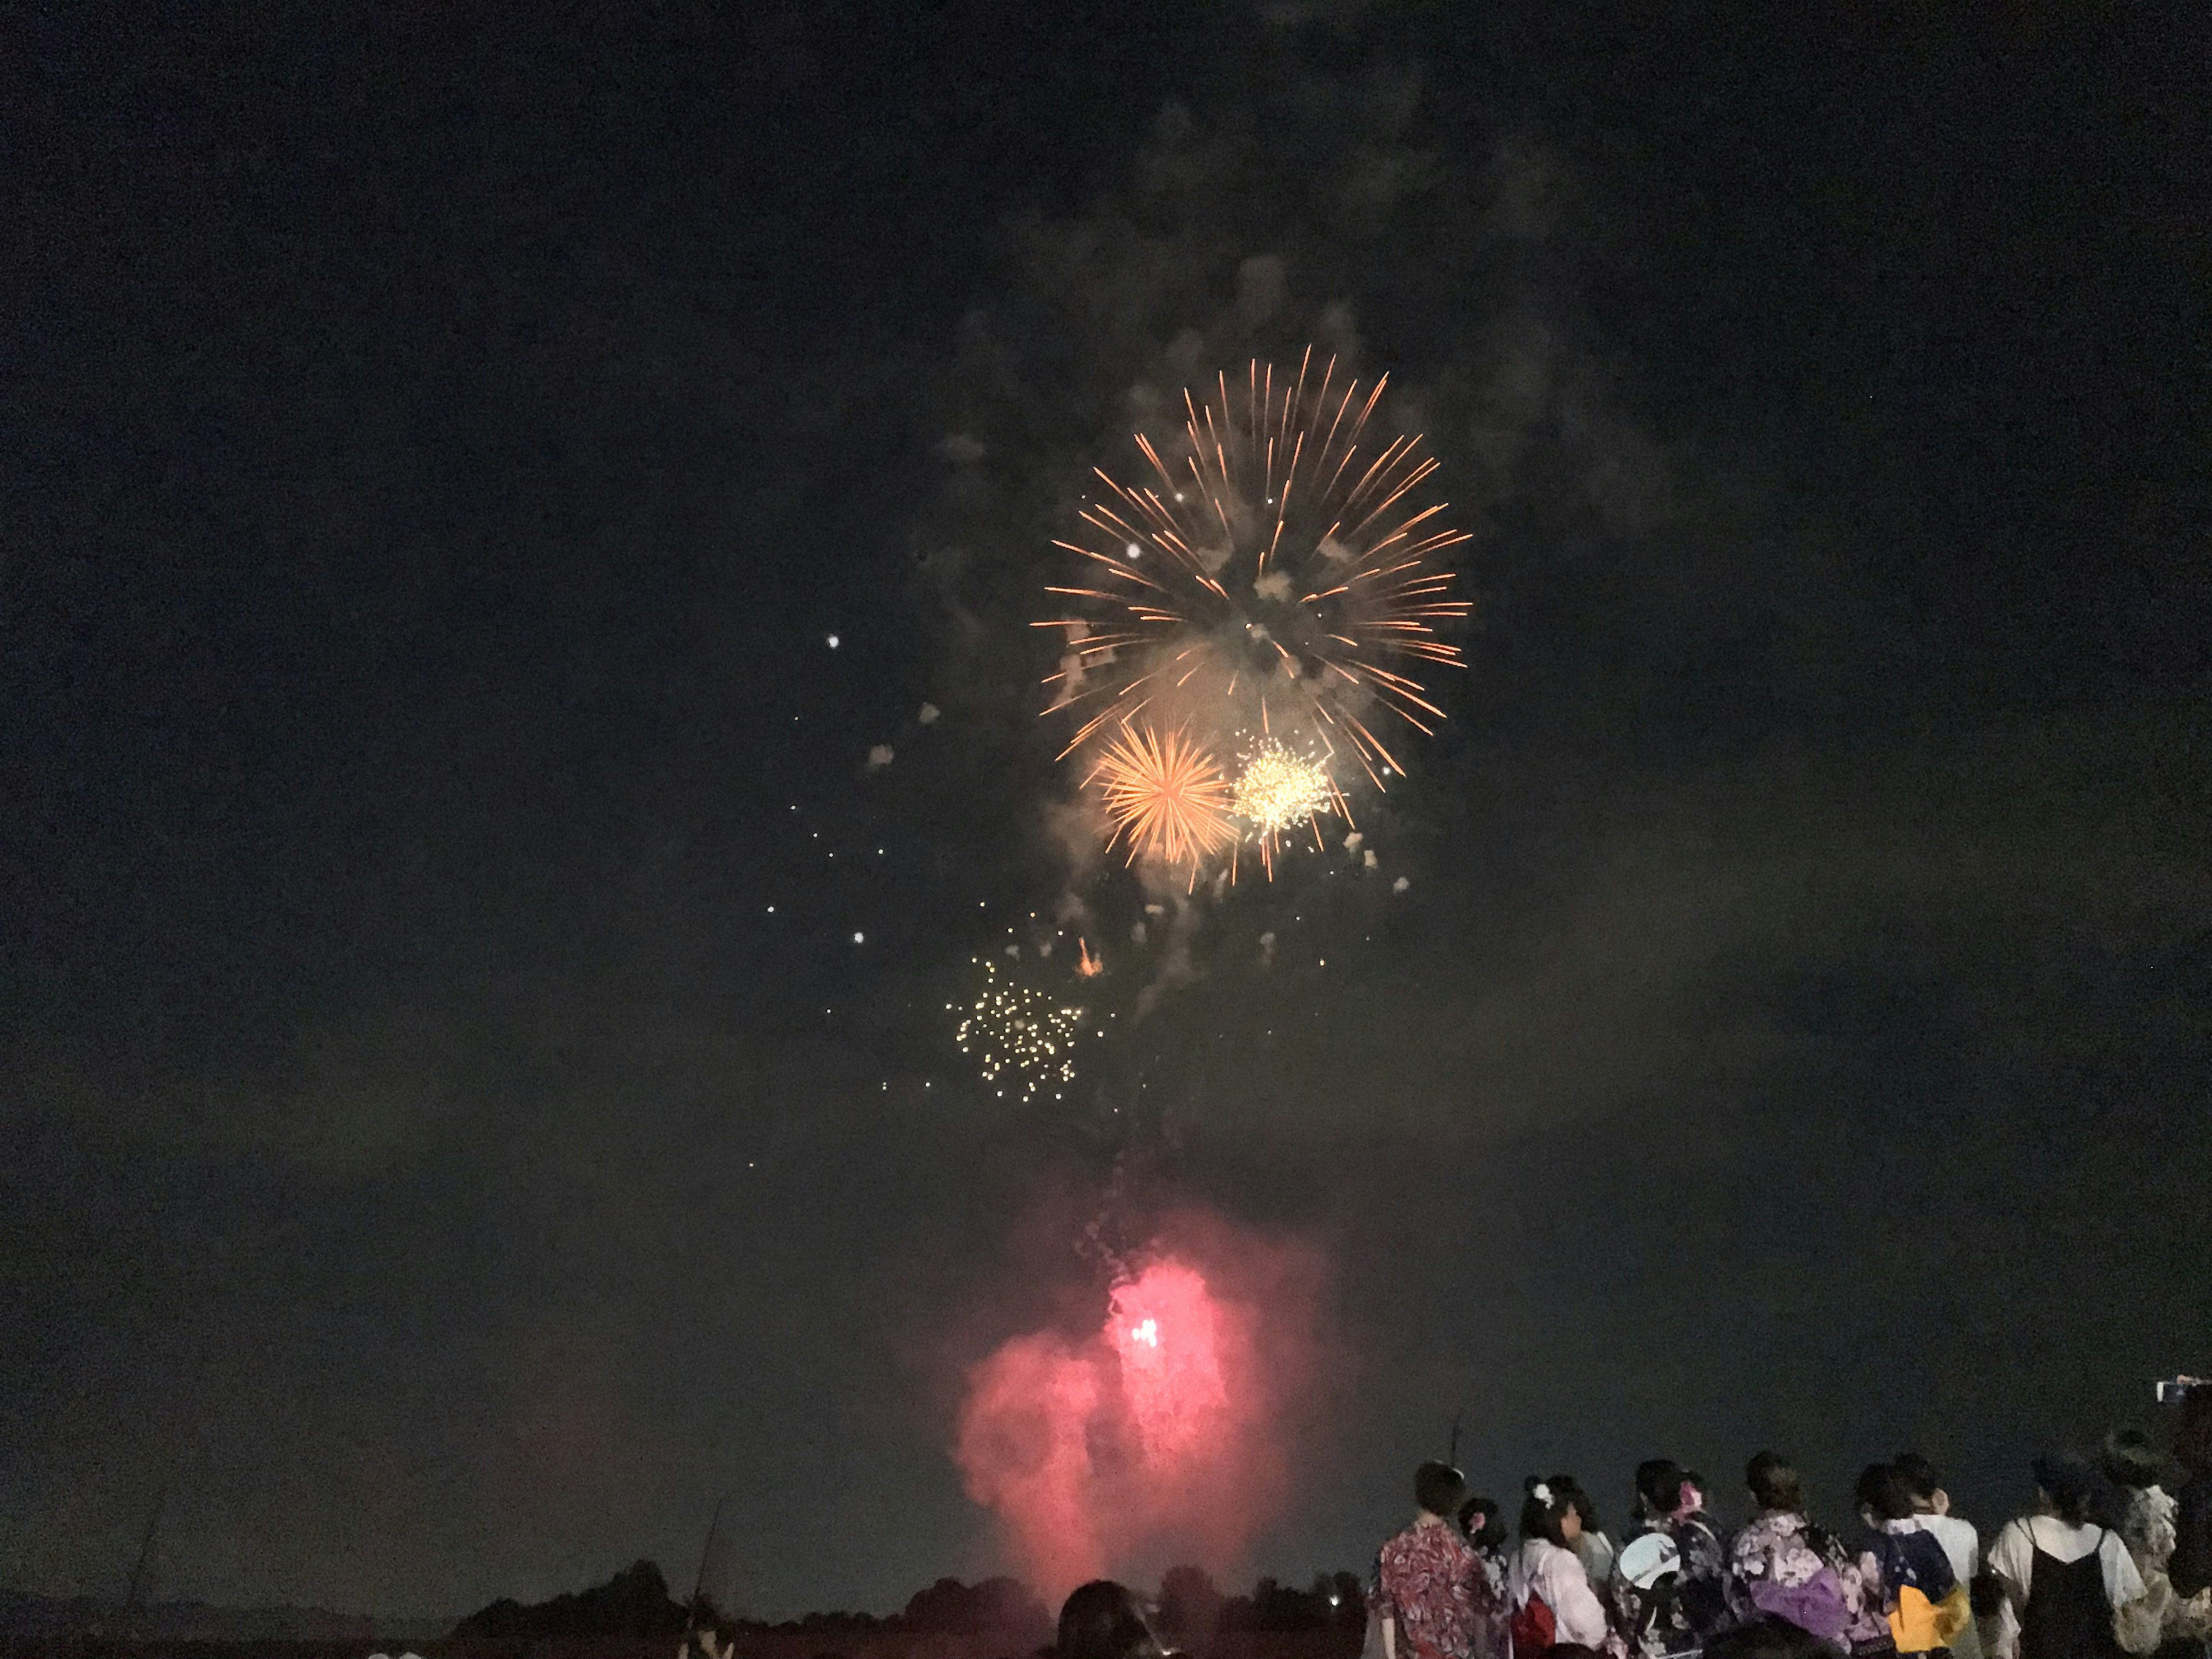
[
  {"left": 2171, "top": 1387, "right": 2212, "bottom": 1602},
  {"left": 1059, "top": 1582, "right": 1166, "bottom": 1659}
]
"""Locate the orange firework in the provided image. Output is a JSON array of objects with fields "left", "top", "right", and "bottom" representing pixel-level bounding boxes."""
[
  {"left": 1086, "top": 722, "right": 1236, "bottom": 877},
  {"left": 1040, "top": 349, "right": 1472, "bottom": 792}
]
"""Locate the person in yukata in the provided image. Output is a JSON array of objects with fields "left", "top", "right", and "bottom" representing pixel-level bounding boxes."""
[
  {"left": 2103, "top": 1429, "right": 2179, "bottom": 1578},
  {"left": 1459, "top": 1495, "right": 1515, "bottom": 1659},
  {"left": 1891, "top": 1453, "right": 1986, "bottom": 1659},
  {"left": 1858, "top": 1462, "right": 1971, "bottom": 1659},
  {"left": 1510, "top": 1475, "right": 1613, "bottom": 1654},
  {"left": 1612, "top": 1457, "right": 1730, "bottom": 1659},
  {"left": 1728, "top": 1450, "right": 1892, "bottom": 1658}
]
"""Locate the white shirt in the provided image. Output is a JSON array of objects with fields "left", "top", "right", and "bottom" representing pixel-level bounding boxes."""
[
  {"left": 1983, "top": 1515, "right": 2146, "bottom": 1659},
  {"left": 1907, "top": 1512, "right": 1983, "bottom": 1585},
  {"left": 1511, "top": 1537, "right": 1609, "bottom": 1649}
]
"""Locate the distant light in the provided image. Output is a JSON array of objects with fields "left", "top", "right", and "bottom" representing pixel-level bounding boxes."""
[
  {"left": 827, "top": 633, "right": 840, "bottom": 648},
  {"left": 853, "top": 931, "right": 865, "bottom": 944},
  {"left": 767, "top": 905, "right": 775, "bottom": 913}
]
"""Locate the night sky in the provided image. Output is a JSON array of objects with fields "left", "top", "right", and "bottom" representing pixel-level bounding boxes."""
[{"left": 6, "top": 0, "right": 2208, "bottom": 1626}]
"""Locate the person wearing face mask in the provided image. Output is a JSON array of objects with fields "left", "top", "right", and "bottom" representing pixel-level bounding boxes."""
[{"left": 1858, "top": 1461, "right": 1971, "bottom": 1659}]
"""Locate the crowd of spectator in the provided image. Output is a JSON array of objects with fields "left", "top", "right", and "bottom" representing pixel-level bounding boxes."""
[{"left": 1056, "top": 1382, "right": 2212, "bottom": 1659}]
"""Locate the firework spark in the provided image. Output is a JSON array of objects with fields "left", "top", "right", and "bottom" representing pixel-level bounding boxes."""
[
  {"left": 1226, "top": 738, "right": 1344, "bottom": 878},
  {"left": 952, "top": 957, "right": 1084, "bottom": 1104},
  {"left": 1230, "top": 741, "right": 1335, "bottom": 834},
  {"left": 1041, "top": 349, "right": 1472, "bottom": 804},
  {"left": 1086, "top": 722, "right": 1236, "bottom": 878}
]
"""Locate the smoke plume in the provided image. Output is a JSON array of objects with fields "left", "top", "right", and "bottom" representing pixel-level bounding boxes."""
[{"left": 952, "top": 1211, "right": 1330, "bottom": 1601}]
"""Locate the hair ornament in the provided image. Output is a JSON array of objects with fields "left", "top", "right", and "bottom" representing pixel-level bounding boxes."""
[{"left": 1532, "top": 1482, "right": 1553, "bottom": 1505}]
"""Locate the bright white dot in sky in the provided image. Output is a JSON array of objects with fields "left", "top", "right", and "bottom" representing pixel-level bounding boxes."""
[
  {"left": 1125, "top": 541, "right": 1141, "bottom": 558},
  {"left": 852, "top": 932, "right": 865, "bottom": 944},
  {"left": 827, "top": 633, "right": 840, "bottom": 648},
  {"left": 767, "top": 905, "right": 775, "bottom": 913}
]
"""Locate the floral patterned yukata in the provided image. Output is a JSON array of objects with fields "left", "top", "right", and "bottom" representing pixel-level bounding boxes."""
[
  {"left": 1728, "top": 1509, "right": 1895, "bottom": 1658},
  {"left": 1373, "top": 1516, "right": 1501, "bottom": 1659}
]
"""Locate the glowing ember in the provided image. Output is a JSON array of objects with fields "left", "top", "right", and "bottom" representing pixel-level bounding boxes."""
[{"left": 952, "top": 957, "right": 1083, "bottom": 1104}]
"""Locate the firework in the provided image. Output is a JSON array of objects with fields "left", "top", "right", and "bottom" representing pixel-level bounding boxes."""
[
  {"left": 1041, "top": 349, "right": 1472, "bottom": 801},
  {"left": 952, "top": 957, "right": 1085, "bottom": 1104},
  {"left": 1086, "top": 721, "right": 1236, "bottom": 878}
]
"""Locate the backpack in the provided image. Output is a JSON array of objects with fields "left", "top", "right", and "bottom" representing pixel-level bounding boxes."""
[{"left": 1508, "top": 1593, "right": 1556, "bottom": 1658}]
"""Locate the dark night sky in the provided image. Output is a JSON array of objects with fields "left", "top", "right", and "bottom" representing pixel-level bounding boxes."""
[{"left": 5, "top": 0, "right": 2209, "bottom": 1624}]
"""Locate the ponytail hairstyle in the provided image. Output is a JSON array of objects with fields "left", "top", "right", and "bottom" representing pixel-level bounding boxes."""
[{"left": 1521, "top": 1475, "right": 1574, "bottom": 1547}]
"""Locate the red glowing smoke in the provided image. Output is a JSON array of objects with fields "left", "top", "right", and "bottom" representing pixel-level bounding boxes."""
[{"left": 953, "top": 1215, "right": 1326, "bottom": 1600}]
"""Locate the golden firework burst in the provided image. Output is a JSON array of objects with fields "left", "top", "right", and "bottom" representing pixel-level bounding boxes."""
[
  {"left": 1040, "top": 347, "right": 1472, "bottom": 790},
  {"left": 1086, "top": 722, "right": 1236, "bottom": 876},
  {"left": 1232, "top": 741, "right": 1335, "bottom": 835}
]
